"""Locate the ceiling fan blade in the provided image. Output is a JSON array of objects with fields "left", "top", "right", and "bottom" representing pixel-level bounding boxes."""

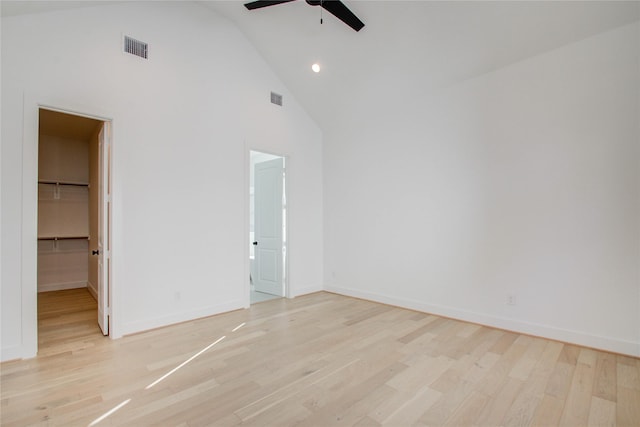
[
  {"left": 320, "top": 1, "right": 364, "bottom": 32},
  {"left": 244, "top": 0, "right": 296, "bottom": 11}
]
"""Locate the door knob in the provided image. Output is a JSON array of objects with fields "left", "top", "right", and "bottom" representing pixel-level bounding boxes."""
[
  {"left": 253, "top": 241, "right": 258, "bottom": 246},
  {"left": 92, "top": 250, "right": 100, "bottom": 255}
]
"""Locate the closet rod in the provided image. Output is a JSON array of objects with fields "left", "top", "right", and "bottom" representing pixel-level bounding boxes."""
[
  {"left": 37, "top": 236, "right": 89, "bottom": 241},
  {"left": 38, "top": 179, "right": 89, "bottom": 187}
]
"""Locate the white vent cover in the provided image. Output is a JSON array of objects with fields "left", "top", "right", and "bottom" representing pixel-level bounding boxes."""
[
  {"left": 124, "top": 35, "right": 148, "bottom": 59},
  {"left": 271, "top": 92, "right": 283, "bottom": 106}
]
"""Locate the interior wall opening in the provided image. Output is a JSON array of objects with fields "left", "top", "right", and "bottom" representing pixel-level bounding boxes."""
[
  {"left": 249, "top": 150, "right": 287, "bottom": 304},
  {"left": 37, "top": 108, "right": 110, "bottom": 353}
]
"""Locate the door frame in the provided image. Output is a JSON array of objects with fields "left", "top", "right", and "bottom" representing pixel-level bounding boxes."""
[
  {"left": 246, "top": 148, "right": 289, "bottom": 306},
  {"left": 21, "top": 94, "right": 118, "bottom": 359}
]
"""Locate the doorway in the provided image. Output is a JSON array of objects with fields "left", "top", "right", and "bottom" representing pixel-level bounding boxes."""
[
  {"left": 37, "top": 108, "right": 111, "bottom": 351},
  {"left": 249, "top": 150, "right": 287, "bottom": 304}
]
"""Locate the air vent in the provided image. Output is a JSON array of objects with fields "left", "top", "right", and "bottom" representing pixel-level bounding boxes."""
[
  {"left": 124, "top": 35, "right": 148, "bottom": 59},
  {"left": 270, "top": 92, "right": 283, "bottom": 106}
]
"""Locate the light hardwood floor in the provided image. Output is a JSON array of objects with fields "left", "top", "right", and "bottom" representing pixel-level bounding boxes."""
[{"left": 1, "top": 289, "right": 639, "bottom": 426}]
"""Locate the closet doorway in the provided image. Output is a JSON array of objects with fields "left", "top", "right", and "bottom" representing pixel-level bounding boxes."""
[
  {"left": 37, "top": 108, "right": 111, "bottom": 352},
  {"left": 249, "top": 150, "right": 287, "bottom": 304}
]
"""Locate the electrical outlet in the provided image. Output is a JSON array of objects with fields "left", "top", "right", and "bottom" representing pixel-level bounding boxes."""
[{"left": 507, "top": 294, "right": 516, "bottom": 306}]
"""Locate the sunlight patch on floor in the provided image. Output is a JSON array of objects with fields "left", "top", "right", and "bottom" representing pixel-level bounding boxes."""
[{"left": 88, "top": 399, "right": 131, "bottom": 427}]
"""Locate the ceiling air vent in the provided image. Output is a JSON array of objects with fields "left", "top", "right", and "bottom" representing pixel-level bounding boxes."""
[
  {"left": 124, "top": 35, "right": 148, "bottom": 59},
  {"left": 270, "top": 92, "right": 283, "bottom": 107}
]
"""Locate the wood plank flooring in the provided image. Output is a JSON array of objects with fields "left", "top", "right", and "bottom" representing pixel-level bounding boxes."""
[
  {"left": 1, "top": 290, "right": 639, "bottom": 426},
  {"left": 37, "top": 288, "right": 103, "bottom": 356}
]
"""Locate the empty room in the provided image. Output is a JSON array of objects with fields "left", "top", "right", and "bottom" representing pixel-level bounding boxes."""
[{"left": 1, "top": 1, "right": 638, "bottom": 426}]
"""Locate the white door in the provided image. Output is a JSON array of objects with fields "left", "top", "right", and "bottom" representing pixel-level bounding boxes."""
[
  {"left": 254, "top": 158, "right": 284, "bottom": 296},
  {"left": 97, "top": 122, "right": 111, "bottom": 335}
]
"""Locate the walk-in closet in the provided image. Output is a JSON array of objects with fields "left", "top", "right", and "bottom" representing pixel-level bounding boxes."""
[{"left": 37, "top": 109, "right": 105, "bottom": 344}]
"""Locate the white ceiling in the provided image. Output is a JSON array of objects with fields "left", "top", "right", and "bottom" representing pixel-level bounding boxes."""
[
  {"left": 3, "top": 1, "right": 639, "bottom": 133},
  {"left": 0, "top": 1, "right": 125, "bottom": 16},
  {"left": 204, "top": 1, "right": 640, "bottom": 131}
]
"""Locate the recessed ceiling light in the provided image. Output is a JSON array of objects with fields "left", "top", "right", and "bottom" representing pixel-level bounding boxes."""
[{"left": 311, "top": 63, "right": 320, "bottom": 73}]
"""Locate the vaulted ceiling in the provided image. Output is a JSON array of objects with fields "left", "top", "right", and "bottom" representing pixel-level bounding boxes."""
[
  {"left": 3, "top": 1, "right": 639, "bottom": 133},
  {"left": 205, "top": 1, "right": 640, "bottom": 131}
]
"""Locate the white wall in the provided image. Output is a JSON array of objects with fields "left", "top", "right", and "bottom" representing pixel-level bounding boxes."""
[
  {"left": 324, "top": 22, "right": 640, "bottom": 356},
  {"left": 1, "top": 2, "right": 323, "bottom": 361}
]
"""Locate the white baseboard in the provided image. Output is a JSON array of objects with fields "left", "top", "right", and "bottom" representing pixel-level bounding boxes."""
[
  {"left": 291, "top": 284, "right": 323, "bottom": 298},
  {"left": 121, "top": 299, "right": 245, "bottom": 337},
  {"left": 325, "top": 285, "right": 640, "bottom": 358},
  {"left": 87, "top": 280, "right": 98, "bottom": 301},
  {"left": 38, "top": 281, "right": 87, "bottom": 293},
  {"left": 0, "top": 344, "right": 23, "bottom": 362}
]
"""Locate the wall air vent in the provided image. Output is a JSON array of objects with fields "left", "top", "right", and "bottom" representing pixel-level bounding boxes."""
[
  {"left": 270, "top": 92, "right": 283, "bottom": 107},
  {"left": 124, "top": 35, "right": 148, "bottom": 59}
]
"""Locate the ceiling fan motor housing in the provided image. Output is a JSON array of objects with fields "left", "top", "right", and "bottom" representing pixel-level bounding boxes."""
[{"left": 244, "top": 0, "right": 365, "bottom": 32}]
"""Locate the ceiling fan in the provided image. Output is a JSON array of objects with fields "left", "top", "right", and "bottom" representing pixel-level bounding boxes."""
[{"left": 244, "top": 0, "right": 365, "bottom": 32}]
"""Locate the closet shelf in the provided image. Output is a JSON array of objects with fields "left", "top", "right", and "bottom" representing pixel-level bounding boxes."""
[
  {"left": 38, "top": 179, "right": 89, "bottom": 187},
  {"left": 38, "top": 236, "right": 89, "bottom": 240}
]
